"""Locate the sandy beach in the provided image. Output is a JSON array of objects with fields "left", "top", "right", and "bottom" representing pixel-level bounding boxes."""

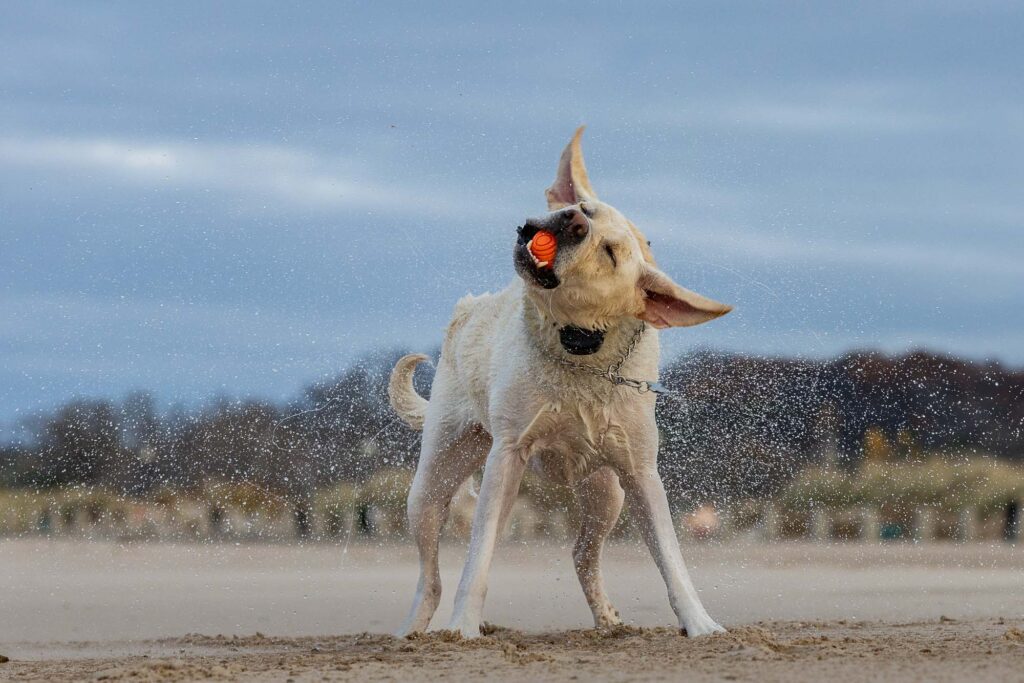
[{"left": 1, "top": 539, "right": 1022, "bottom": 680}]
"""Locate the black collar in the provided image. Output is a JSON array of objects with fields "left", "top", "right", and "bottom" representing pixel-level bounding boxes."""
[{"left": 558, "top": 325, "right": 605, "bottom": 355}]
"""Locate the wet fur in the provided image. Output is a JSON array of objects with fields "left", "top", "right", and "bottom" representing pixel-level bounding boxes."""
[{"left": 389, "top": 128, "right": 731, "bottom": 638}]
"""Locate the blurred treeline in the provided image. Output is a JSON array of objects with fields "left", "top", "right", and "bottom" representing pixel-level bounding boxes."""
[
  {"left": 0, "top": 350, "right": 425, "bottom": 501},
  {"left": 0, "top": 349, "right": 1021, "bottom": 507}
]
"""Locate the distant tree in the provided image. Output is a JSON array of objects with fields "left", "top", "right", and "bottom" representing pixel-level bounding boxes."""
[
  {"left": 32, "top": 400, "right": 134, "bottom": 489},
  {"left": 287, "top": 349, "right": 427, "bottom": 484},
  {"left": 1, "top": 347, "right": 1020, "bottom": 502}
]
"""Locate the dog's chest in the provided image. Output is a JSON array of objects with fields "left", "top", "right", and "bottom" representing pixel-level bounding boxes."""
[{"left": 517, "top": 400, "right": 637, "bottom": 485}]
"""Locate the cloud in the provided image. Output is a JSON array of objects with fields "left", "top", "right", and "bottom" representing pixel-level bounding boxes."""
[
  {"left": 0, "top": 136, "right": 468, "bottom": 217},
  {"left": 634, "top": 81, "right": 952, "bottom": 135},
  {"left": 0, "top": 290, "right": 443, "bottom": 421},
  {"left": 722, "top": 84, "right": 951, "bottom": 134},
  {"left": 630, "top": 209, "right": 1022, "bottom": 281}
]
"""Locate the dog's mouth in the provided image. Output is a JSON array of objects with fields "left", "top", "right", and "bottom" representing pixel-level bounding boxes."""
[{"left": 514, "top": 224, "right": 560, "bottom": 289}]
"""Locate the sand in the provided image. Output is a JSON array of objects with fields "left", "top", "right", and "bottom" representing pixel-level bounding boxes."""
[
  {"left": 1, "top": 539, "right": 1022, "bottom": 681},
  {"left": 4, "top": 620, "right": 1024, "bottom": 681}
]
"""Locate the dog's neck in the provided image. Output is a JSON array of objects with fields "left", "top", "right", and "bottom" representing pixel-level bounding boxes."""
[
  {"left": 522, "top": 301, "right": 646, "bottom": 368},
  {"left": 558, "top": 325, "right": 606, "bottom": 355}
]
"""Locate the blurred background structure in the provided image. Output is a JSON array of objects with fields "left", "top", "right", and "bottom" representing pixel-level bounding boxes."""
[
  {"left": 1, "top": 349, "right": 1021, "bottom": 544},
  {"left": 1, "top": 3, "right": 1022, "bottom": 545}
]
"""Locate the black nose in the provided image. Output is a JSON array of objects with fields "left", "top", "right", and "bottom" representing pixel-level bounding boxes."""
[
  {"left": 558, "top": 207, "right": 590, "bottom": 240},
  {"left": 518, "top": 207, "right": 589, "bottom": 244}
]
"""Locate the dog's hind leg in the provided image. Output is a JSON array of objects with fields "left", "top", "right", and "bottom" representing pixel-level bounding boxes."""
[
  {"left": 573, "top": 466, "right": 625, "bottom": 628},
  {"left": 397, "top": 420, "right": 490, "bottom": 637}
]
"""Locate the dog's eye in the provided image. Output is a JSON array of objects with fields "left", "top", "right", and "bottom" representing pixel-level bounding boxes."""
[
  {"left": 604, "top": 243, "right": 617, "bottom": 268},
  {"left": 646, "top": 240, "right": 651, "bottom": 247},
  {"left": 580, "top": 203, "right": 596, "bottom": 218}
]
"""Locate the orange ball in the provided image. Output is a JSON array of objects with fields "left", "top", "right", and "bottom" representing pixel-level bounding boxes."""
[{"left": 529, "top": 230, "right": 557, "bottom": 266}]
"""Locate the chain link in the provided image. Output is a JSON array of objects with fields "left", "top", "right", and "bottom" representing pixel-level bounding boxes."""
[{"left": 551, "top": 323, "right": 669, "bottom": 395}]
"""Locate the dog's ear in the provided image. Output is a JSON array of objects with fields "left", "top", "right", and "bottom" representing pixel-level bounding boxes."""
[
  {"left": 546, "top": 126, "right": 598, "bottom": 210},
  {"left": 637, "top": 265, "right": 732, "bottom": 328}
]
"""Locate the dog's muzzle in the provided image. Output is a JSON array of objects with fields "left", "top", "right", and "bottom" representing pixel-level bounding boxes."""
[
  {"left": 519, "top": 206, "right": 590, "bottom": 246},
  {"left": 514, "top": 206, "right": 590, "bottom": 289}
]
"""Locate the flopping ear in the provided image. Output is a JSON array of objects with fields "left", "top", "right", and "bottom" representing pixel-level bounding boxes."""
[
  {"left": 546, "top": 126, "right": 598, "bottom": 210},
  {"left": 637, "top": 265, "right": 732, "bottom": 328}
]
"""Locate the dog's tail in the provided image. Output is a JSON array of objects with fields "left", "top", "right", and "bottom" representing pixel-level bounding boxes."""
[{"left": 388, "top": 354, "right": 430, "bottom": 431}]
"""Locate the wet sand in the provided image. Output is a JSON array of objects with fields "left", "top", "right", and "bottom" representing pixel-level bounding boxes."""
[{"left": 1, "top": 539, "right": 1022, "bottom": 680}]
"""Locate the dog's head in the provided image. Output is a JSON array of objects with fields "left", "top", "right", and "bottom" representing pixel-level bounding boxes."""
[{"left": 514, "top": 127, "right": 732, "bottom": 332}]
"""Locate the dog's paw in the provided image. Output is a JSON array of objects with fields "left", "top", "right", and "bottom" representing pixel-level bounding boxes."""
[
  {"left": 446, "top": 618, "right": 482, "bottom": 639},
  {"left": 395, "top": 613, "right": 433, "bottom": 638},
  {"left": 458, "top": 625, "right": 482, "bottom": 639},
  {"left": 593, "top": 604, "right": 622, "bottom": 628},
  {"left": 394, "top": 625, "right": 418, "bottom": 639},
  {"left": 681, "top": 613, "right": 726, "bottom": 638}
]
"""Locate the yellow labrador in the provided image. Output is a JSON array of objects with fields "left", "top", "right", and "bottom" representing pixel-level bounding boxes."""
[{"left": 389, "top": 128, "right": 731, "bottom": 637}]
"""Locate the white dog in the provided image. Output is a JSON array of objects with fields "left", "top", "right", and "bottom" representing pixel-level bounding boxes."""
[{"left": 388, "top": 128, "right": 731, "bottom": 638}]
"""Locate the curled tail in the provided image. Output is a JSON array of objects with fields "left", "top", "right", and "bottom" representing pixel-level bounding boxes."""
[{"left": 388, "top": 354, "right": 430, "bottom": 430}]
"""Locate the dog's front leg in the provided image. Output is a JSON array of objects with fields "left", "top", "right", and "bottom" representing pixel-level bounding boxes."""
[
  {"left": 621, "top": 467, "right": 725, "bottom": 637},
  {"left": 447, "top": 442, "right": 528, "bottom": 637}
]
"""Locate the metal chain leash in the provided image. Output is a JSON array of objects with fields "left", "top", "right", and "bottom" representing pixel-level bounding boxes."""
[{"left": 551, "top": 322, "right": 670, "bottom": 395}]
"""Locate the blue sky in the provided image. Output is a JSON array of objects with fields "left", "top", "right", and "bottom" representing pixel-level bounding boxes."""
[{"left": 1, "top": 1, "right": 1022, "bottom": 425}]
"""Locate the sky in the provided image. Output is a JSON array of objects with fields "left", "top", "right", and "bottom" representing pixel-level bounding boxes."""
[{"left": 1, "top": 1, "right": 1022, "bottom": 426}]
